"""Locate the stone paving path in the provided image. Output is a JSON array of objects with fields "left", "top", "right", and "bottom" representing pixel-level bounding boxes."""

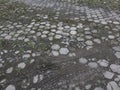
[
  {"left": 17, "top": 0, "right": 120, "bottom": 23},
  {"left": 0, "top": 0, "right": 120, "bottom": 90}
]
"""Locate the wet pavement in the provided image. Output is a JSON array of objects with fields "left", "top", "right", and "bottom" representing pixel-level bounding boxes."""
[{"left": 0, "top": 0, "right": 120, "bottom": 90}]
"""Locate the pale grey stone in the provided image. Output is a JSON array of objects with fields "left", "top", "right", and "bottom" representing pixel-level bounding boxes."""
[
  {"left": 112, "top": 46, "right": 120, "bottom": 52},
  {"left": 70, "top": 27, "right": 77, "bottom": 30},
  {"left": 85, "top": 84, "right": 92, "bottom": 90},
  {"left": 33, "top": 75, "right": 39, "bottom": 84},
  {"left": 59, "top": 48, "right": 69, "bottom": 55},
  {"left": 32, "top": 53, "right": 36, "bottom": 57},
  {"left": 110, "top": 64, "right": 120, "bottom": 74},
  {"left": 42, "top": 31, "right": 49, "bottom": 34},
  {"left": 6, "top": 67, "right": 13, "bottom": 74},
  {"left": 107, "top": 81, "right": 120, "bottom": 90},
  {"left": 93, "top": 39, "right": 101, "bottom": 44},
  {"left": 30, "top": 30, "right": 35, "bottom": 34},
  {"left": 0, "top": 63, "right": 3, "bottom": 68},
  {"left": 86, "top": 46, "right": 93, "bottom": 50},
  {"left": 103, "top": 71, "right": 114, "bottom": 79},
  {"left": 24, "top": 38, "right": 29, "bottom": 42},
  {"left": 113, "top": 21, "right": 119, "bottom": 25},
  {"left": 51, "top": 25, "right": 57, "bottom": 28},
  {"left": 30, "top": 59, "right": 35, "bottom": 64},
  {"left": 88, "top": 62, "right": 98, "bottom": 68},
  {"left": 18, "top": 62, "right": 26, "bottom": 69},
  {"left": 69, "top": 53, "right": 76, "bottom": 57},
  {"left": 84, "top": 27, "right": 90, "bottom": 31},
  {"left": 85, "top": 35, "right": 92, "bottom": 39},
  {"left": 23, "top": 54, "right": 30, "bottom": 58},
  {"left": 101, "top": 21, "right": 107, "bottom": 25},
  {"left": 15, "top": 51, "right": 20, "bottom": 54},
  {"left": 97, "top": 59, "right": 109, "bottom": 67},
  {"left": 58, "top": 27, "right": 64, "bottom": 30},
  {"left": 52, "top": 51, "right": 59, "bottom": 56},
  {"left": 75, "top": 87, "right": 80, "bottom": 90},
  {"left": 5, "top": 35, "right": 12, "bottom": 40},
  {"left": 108, "top": 35, "right": 115, "bottom": 39},
  {"left": 77, "top": 37, "right": 84, "bottom": 41},
  {"left": 48, "top": 37, "right": 53, "bottom": 41},
  {"left": 54, "top": 35, "right": 62, "bottom": 39},
  {"left": 39, "top": 74, "right": 44, "bottom": 81},
  {"left": 51, "top": 44, "right": 60, "bottom": 50},
  {"left": 5, "top": 85, "right": 16, "bottom": 90},
  {"left": 36, "top": 32, "right": 41, "bottom": 36},
  {"left": 64, "top": 26, "right": 70, "bottom": 29},
  {"left": 41, "top": 35, "right": 47, "bottom": 38},
  {"left": 94, "top": 87, "right": 104, "bottom": 90},
  {"left": 56, "top": 31, "right": 63, "bottom": 34},
  {"left": 85, "top": 40, "right": 93, "bottom": 46},
  {"left": 70, "top": 31, "right": 77, "bottom": 35},
  {"left": 79, "top": 58, "right": 88, "bottom": 64},
  {"left": 115, "top": 52, "right": 120, "bottom": 58}
]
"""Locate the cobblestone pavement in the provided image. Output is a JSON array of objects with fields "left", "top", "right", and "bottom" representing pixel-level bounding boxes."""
[{"left": 0, "top": 0, "right": 120, "bottom": 90}]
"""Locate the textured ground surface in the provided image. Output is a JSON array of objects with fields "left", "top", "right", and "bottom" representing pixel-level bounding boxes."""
[{"left": 0, "top": 0, "right": 120, "bottom": 90}]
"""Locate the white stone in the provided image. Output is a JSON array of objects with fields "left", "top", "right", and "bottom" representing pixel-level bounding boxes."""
[
  {"left": 112, "top": 46, "right": 120, "bottom": 52},
  {"left": 6, "top": 67, "right": 13, "bottom": 74},
  {"left": 75, "top": 87, "right": 80, "bottom": 90},
  {"left": 69, "top": 53, "right": 76, "bottom": 57},
  {"left": 85, "top": 40, "right": 93, "bottom": 46},
  {"left": 113, "top": 21, "right": 119, "bottom": 25},
  {"left": 58, "top": 27, "right": 63, "bottom": 30},
  {"left": 79, "top": 58, "right": 88, "bottom": 64},
  {"left": 84, "top": 28, "right": 90, "bottom": 31},
  {"left": 59, "top": 48, "right": 69, "bottom": 55},
  {"left": 115, "top": 52, "right": 120, "bottom": 58},
  {"left": 56, "top": 31, "right": 63, "bottom": 34},
  {"left": 110, "top": 64, "right": 120, "bottom": 74},
  {"left": 55, "top": 35, "right": 62, "bottom": 39},
  {"left": 41, "top": 35, "right": 47, "bottom": 38},
  {"left": 94, "top": 87, "right": 104, "bottom": 90},
  {"left": 51, "top": 25, "right": 57, "bottom": 28},
  {"left": 70, "top": 27, "right": 77, "bottom": 30},
  {"left": 30, "top": 59, "right": 35, "bottom": 64},
  {"left": 36, "top": 32, "right": 41, "bottom": 36},
  {"left": 103, "top": 71, "right": 114, "bottom": 79},
  {"left": 0, "top": 63, "right": 3, "bottom": 68},
  {"left": 33, "top": 75, "right": 39, "bottom": 84},
  {"left": 30, "top": 30, "right": 35, "bottom": 34},
  {"left": 23, "top": 54, "right": 30, "bottom": 58},
  {"left": 15, "top": 51, "right": 20, "bottom": 54},
  {"left": 97, "top": 59, "right": 109, "bottom": 67},
  {"left": 51, "top": 44, "right": 60, "bottom": 50},
  {"left": 64, "top": 26, "right": 70, "bottom": 29},
  {"left": 24, "top": 38, "right": 29, "bottom": 42},
  {"left": 5, "top": 35, "right": 12, "bottom": 40},
  {"left": 101, "top": 21, "right": 107, "bottom": 25},
  {"left": 52, "top": 51, "right": 59, "bottom": 56},
  {"left": 93, "top": 39, "right": 101, "bottom": 44},
  {"left": 48, "top": 37, "right": 53, "bottom": 41},
  {"left": 108, "top": 35, "right": 115, "bottom": 39},
  {"left": 18, "top": 62, "right": 26, "bottom": 69},
  {"left": 85, "top": 84, "right": 91, "bottom": 89},
  {"left": 40, "top": 75, "right": 44, "bottom": 81},
  {"left": 70, "top": 31, "right": 77, "bottom": 35},
  {"left": 107, "top": 81, "right": 120, "bottom": 90},
  {"left": 85, "top": 35, "right": 92, "bottom": 39},
  {"left": 86, "top": 46, "right": 93, "bottom": 50},
  {"left": 5, "top": 85, "right": 16, "bottom": 90},
  {"left": 88, "top": 62, "right": 98, "bottom": 68},
  {"left": 42, "top": 31, "right": 49, "bottom": 34}
]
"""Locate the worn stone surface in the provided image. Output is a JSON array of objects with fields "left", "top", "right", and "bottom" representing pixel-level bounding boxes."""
[{"left": 0, "top": 0, "right": 120, "bottom": 90}]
